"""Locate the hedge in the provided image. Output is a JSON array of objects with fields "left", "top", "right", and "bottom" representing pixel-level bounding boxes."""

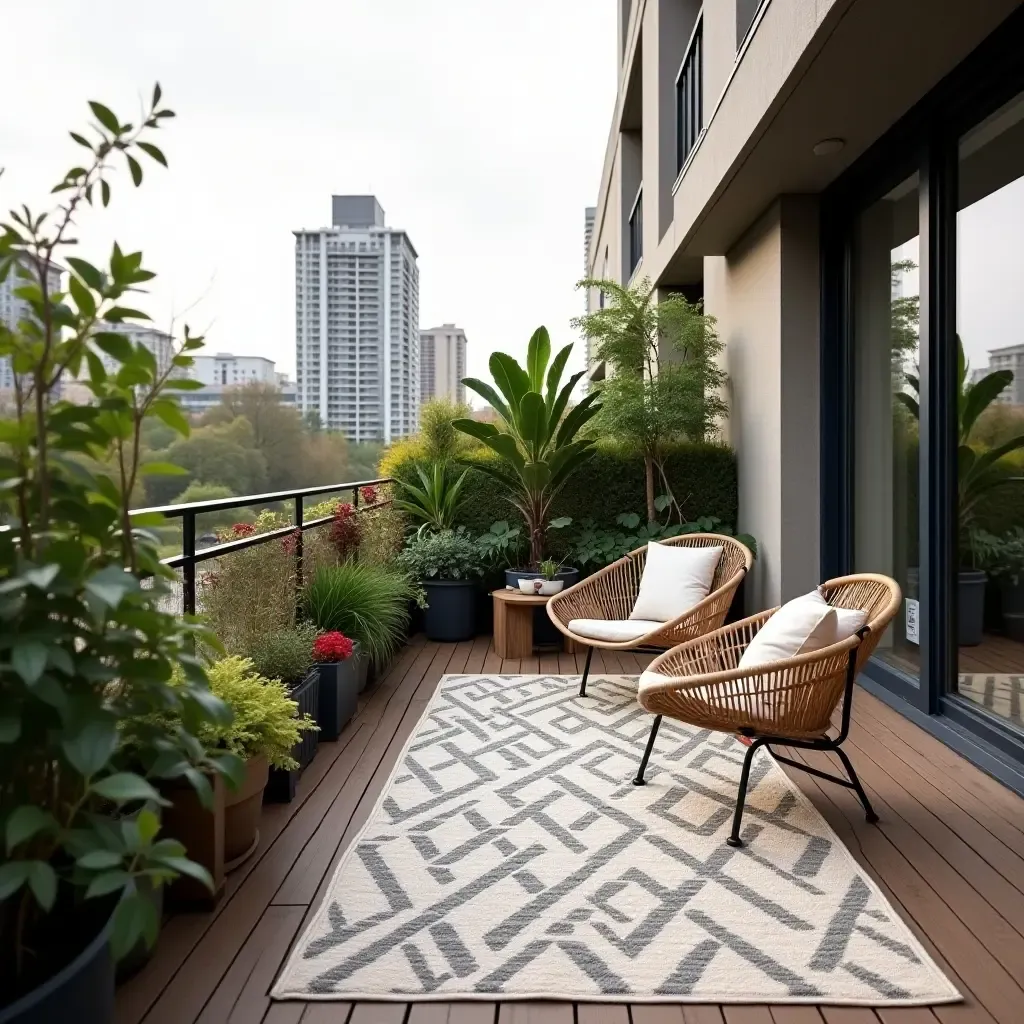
[{"left": 384, "top": 440, "right": 739, "bottom": 541}]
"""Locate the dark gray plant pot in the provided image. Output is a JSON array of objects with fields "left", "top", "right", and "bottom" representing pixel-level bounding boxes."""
[
  {"left": 266, "top": 668, "right": 320, "bottom": 804},
  {"left": 999, "top": 578, "right": 1024, "bottom": 618},
  {"left": 1004, "top": 611, "right": 1024, "bottom": 643},
  {"left": 315, "top": 646, "right": 362, "bottom": 741},
  {"left": 503, "top": 568, "right": 580, "bottom": 646},
  {"left": 959, "top": 570, "right": 987, "bottom": 647},
  {"left": 0, "top": 907, "right": 113, "bottom": 1024},
  {"left": 423, "top": 580, "right": 476, "bottom": 642},
  {"left": 353, "top": 645, "right": 370, "bottom": 694}
]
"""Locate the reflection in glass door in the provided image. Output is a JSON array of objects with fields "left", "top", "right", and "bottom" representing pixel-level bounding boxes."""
[
  {"left": 852, "top": 173, "right": 921, "bottom": 682},
  {"left": 955, "top": 91, "right": 1024, "bottom": 734}
]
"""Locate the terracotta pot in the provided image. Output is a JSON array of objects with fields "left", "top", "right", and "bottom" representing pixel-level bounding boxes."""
[
  {"left": 224, "top": 754, "right": 268, "bottom": 867},
  {"left": 159, "top": 771, "right": 225, "bottom": 910}
]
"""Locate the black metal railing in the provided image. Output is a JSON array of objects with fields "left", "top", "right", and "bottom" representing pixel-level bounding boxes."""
[
  {"left": 676, "top": 11, "right": 704, "bottom": 174},
  {"left": 629, "top": 186, "right": 643, "bottom": 276},
  {"left": 135, "top": 477, "right": 394, "bottom": 616}
]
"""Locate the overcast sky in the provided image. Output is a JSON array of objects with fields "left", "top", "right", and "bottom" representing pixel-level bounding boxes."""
[{"left": 1, "top": 1, "right": 616, "bottom": 389}]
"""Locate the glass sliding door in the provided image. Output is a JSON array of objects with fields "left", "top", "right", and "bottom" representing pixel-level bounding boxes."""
[
  {"left": 954, "top": 90, "right": 1024, "bottom": 735},
  {"left": 851, "top": 173, "right": 922, "bottom": 685}
]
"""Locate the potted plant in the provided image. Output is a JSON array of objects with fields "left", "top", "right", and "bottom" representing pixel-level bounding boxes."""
[
  {"left": 311, "top": 632, "right": 363, "bottom": 741},
  {"left": 898, "top": 337, "right": 1024, "bottom": 645},
  {"left": 0, "top": 89, "right": 242, "bottom": 1022},
  {"left": 244, "top": 624, "right": 321, "bottom": 803},
  {"left": 397, "top": 530, "right": 484, "bottom": 641},
  {"left": 197, "top": 657, "right": 317, "bottom": 867},
  {"left": 519, "top": 558, "right": 565, "bottom": 596},
  {"left": 973, "top": 527, "right": 1024, "bottom": 641},
  {"left": 453, "top": 327, "right": 600, "bottom": 589},
  {"left": 393, "top": 462, "right": 469, "bottom": 535},
  {"left": 303, "top": 563, "right": 415, "bottom": 673}
]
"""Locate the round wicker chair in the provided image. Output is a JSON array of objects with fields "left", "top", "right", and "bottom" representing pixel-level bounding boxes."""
[
  {"left": 633, "top": 573, "right": 902, "bottom": 848},
  {"left": 547, "top": 533, "right": 754, "bottom": 697}
]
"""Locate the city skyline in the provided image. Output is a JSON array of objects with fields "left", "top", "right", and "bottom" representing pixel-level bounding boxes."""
[{"left": 0, "top": 1, "right": 616, "bottom": 396}]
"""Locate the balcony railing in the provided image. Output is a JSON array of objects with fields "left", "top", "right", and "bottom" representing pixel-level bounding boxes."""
[
  {"left": 676, "top": 11, "right": 704, "bottom": 173},
  {"left": 136, "top": 477, "right": 394, "bottom": 616},
  {"left": 628, "top": 186, "right": 643, "bottom": 276}
]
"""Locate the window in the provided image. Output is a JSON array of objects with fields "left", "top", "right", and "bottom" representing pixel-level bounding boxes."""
[
  {"left": 736, "top": 0, "right": 765, "bottom": 49},
  {"left": 628, "top": 187, "right": 643, "bottom": 275},
  {"left": 676, "top": 12, "right": 703, "bottom": 173}
]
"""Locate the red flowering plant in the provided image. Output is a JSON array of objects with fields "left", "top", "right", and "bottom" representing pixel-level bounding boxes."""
[
  {"left": 215, "top": 521, "right": 255, "bottom": 542},
  {"left": 313, "top": 631, "right": 355, "bottom": 663},
  {"left": 360, "top": 485, "right": 378, "bottom": 505},
  {"left": 328, "top": 502, "right": 361, "bottom": 560}
]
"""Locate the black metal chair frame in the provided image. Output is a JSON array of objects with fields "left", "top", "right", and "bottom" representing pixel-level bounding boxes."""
[
  {"left": 577, "top": 643, "right": 666, "bottom": 698},
  {"left": 630, "top": 628, "right": 879, "bottom": 848}
]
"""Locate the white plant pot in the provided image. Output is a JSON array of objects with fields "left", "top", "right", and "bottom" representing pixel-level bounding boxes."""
[{"left": 518, "top": 578, "right": 564, "bottom": 596}]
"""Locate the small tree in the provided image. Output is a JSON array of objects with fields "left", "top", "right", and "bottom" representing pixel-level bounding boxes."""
[{"left": 573, "top": 277, "right": 727, "bottom": 522}]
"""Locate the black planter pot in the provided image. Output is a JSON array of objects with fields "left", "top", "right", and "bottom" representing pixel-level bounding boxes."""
[
  {"left": 503, "top": 568, "right": 580, "bottom": 646},
  {"left": 423, "top": 579, "right": 476, "bottom": 642},
  {"left": 959, "top": 569, "right": 987, "bottom": 647},
  {"left": 0, "top": 910, "right": 113, "bottom": 1024},
  {"left": 315, "top": 643, "right": 362, "bottom": 741},
  {"left": 266, "top": 668, "right": 320, "bottom": 804}
]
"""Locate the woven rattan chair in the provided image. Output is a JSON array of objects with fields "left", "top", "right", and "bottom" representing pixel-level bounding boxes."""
[
  {"left": 634, "top": 573, "right": 902, "bottom": 848},
  {"left": 547, "top": 534, "right": 753, "bottom": 697}
]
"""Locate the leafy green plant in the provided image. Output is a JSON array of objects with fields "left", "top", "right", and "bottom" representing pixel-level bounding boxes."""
[
  {"left": 573, "top": 277, "right": 727, "bottom": 522},
  {"left": 454, "top": 327, "right": 601, "bottom": 567},
  {"left": 475, "top": 520, "right": 525, "bottom": 571},
  {"left": 243, "top": 623, "right": 318, "bottom": 688},
  {"left": 398, "top": 529, "right": 485, "bottom": 581},
  {"left": 0, "top": 88, "right": 241, "bottom": 994},
  {"left": 419, "top": 397, "right": 473, "bottom": 462},
  {"left": 897, "top": 336, "right": 1024, "bottom": 562},
  {"left": 193, "top": 658, "right": 316, "bottom": 771},
  {"left": 303, "top": 563, "right": 414, "bottom": 668},
  {"left": 393, "top": 463, "right": 469, "bottom": 535},
  {"left": 972, "top": 527, "right": 1024, "bottom": 586},
  {"left": 539, "top": 558, "right": 561, "bottom": 580}
]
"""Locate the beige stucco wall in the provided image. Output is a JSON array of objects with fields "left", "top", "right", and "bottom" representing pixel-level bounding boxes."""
[{"left": 706, "top": 196, "right": 820, "bottom": 611}]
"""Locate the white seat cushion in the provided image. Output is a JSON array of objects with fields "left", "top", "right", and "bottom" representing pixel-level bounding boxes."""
[
  {"left": 738, "top": 597, "right": 838, "bottom": 670},
  {"left": 568, "top": 618, "right": 665, "bottom": 643},
  {"left": 629, "top": 542, "right": 724, "bottom": 622}
]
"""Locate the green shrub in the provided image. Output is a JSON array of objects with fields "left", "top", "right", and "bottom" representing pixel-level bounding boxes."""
[
  {"left": 398, "top": 529, "right": 485, "bottom": 581},
  {"left": 304, "top": 563, "right": 414, "bottom": 667},
  {"left": 386, "top": 439, "right": 738, "bottom": 545},
  {"left": 244, "top": 622, "right": 318, "bottom": 687},
  {"left": 192, "top": 657, "right": 317, "bottom": 770}
]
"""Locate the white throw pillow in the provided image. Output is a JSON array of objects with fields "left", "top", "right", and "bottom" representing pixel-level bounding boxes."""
[
  {"left": 738, "top": 597, "right": 838, "bottom": 670},
  {"left": 629, "top": 542, "right": 724, "bottom": 622},
  {"left": 799, "top": 589, "right": 868, "bottom": 645}
]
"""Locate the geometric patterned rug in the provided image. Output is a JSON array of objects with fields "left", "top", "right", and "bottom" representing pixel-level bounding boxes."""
[{"left": 272, "top": 675, "right": 960, "bottom": 1006}]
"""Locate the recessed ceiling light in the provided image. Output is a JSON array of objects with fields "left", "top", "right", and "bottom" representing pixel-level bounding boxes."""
[{"left": 813, "top": 138, "right": 845, "bottom": 157}]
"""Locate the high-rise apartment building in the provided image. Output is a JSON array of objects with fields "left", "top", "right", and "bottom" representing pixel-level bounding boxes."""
[
  {"left": 420, "top": 324, "right": 467, "bottom": 406},
  {"left": 0, "top": 262, "right": 64, "bottom": 392},
  {"left": 294, "top": 196, "right": 420, "bottom": 443}
]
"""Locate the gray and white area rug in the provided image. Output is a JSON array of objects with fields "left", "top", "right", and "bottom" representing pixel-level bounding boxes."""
[{"left": 272, "top": 674, "right": 960, "bottom": 1006}]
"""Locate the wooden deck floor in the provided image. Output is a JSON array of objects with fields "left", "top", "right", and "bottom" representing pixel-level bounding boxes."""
[{"left": 116, "top": 636, "right": 1024, "bottom": 1024}]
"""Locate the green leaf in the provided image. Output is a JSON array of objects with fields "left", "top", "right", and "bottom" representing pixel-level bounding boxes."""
[
  {"left": 62, "top": 714, "right": 118, "bottom": 777},
  {"left": 6, "top": 807, "right": 56, "bottom": 854},
  {"left": 127, "top": 155, "right": 143, "bottom": 186},
  {"left": 0, "top": 714, "right": 20, "bottom": 743},
  {"left": 152, "top": 82, "right": 162, "bottom": 107},
  {"left": 92, "top": 331, "right": 134, "bottom": 363},
  {"left": 162, "top": 377, "right": 205, "bottom": 390},
  {"left": 550, "top": 516, "right": 572, "bottom": 529},
  {"left": 151, "top": 855, "right": 213, "bottom": 890},
  {"left": 518, "top": 392, "right": 549, "bottom": 455},
  {"left": 137, "top": 808, "right": 161, "bottom": 846},
  {"left": 92, "top": 772, "right": 163, "bottom": 804},
  {"left": 139, "top": 461, "right": 188, "bottom": 477},
  {"left": 152, "top": 398, "right": 191, "bottom": 435},
  {"left": 67, "top": 256, "right": 104, "bottom": 290},
  {"left": 85, "top": 563, "right": 138, "bottom": 609},
  {"left": 110, "top": 890, "right": 159, "bottom": 961},
  {"left": 68, "top": 273, "right": 97, "bottom": 316},
  {"left": 86, "top": 870, "right": 131, "bottom": 899},
  {"left": 27, "top": 861, "right": 56, "bottom": 910},
  {"left": 0, "top": 861, "right": 30, "bottom": 900},
  {"left": 544, "top": 344, "right": 573, "bottom": 412},
  {"left": 70, "top": 131, "right": 92, "bottom": 148},
  {"left": 77, "top": 849, "right": 124, "bottom": 871},
  {"left": 22, "top": 564, "right": 60, "bottom": 590},
  {"left": 460, "top": 378, "right": 512, "bottom": 423},
  {"left": 100, "top": 179, "right": 111, "bottom": 208},
  {"left": 525, "top": 326, "right": 551, "bottom": 393},
  {"left": 89, "top": 101, "right": 120, "bottom": 133},
  {"left": 12, "top": 641, "right": 48, "bottom": 685},
  {"left": 488, "top": 352, "right": 532, "bottom": 412},
  {"left": 137, "top": 141, "right": 168, "bottom": 167}
]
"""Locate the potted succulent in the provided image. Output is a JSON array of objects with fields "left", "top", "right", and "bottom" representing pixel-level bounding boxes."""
[
  {"left": 519, "top": 558, "right": 565, "bottom": 596},
  {"left": 0, "top": 89, "right": 242, "bottom": 1022},
  {"left": 453, "top": 327, "right": 599, "bottom": 590},
  {"left": 312, "top": 631, "right": 364, "bottom": 741},
  {"left": 397, "top": 530, "right": 484, "bottom": 642},
  {"left": 197, "top": 658, "right": 317, "bottom": 867},
  {"left": 244, "top": 624, "right": 321, "bottom": 804},
  {"left": 898, "top": 337, "right": 1024, "bottom": 645}
]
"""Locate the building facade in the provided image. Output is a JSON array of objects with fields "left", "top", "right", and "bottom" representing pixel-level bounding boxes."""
[
  {"left": 419, "top": 324, "right": 467, "bottom": 405},
  {"left": 190, "top": 353, "right": 277, "bottom": 388},
  {"left": 294, "top": 196, "right": 420, "bottom": 443},
  {"left": 0, "top": 262, "right": 64, "bottom": 393},
  {"left": 971, "top": 345, "right": 1024, "bottom": 405},
  {"left": 590, "top": 0, "right": 1024, "bottom": 791},
  {"left": 93, "top": 321, "right": 176, "bottom": 377}
]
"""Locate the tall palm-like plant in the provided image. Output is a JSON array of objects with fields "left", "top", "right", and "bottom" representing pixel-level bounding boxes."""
[
  {"left": 453, "top": 327, "right": 601, "bottom": 567},
  {"left": 897, "top": 336, "right": 1024, "bottom": 554},
  {"left": 393, "top": 463, "right": 469, "bottom": 535}
]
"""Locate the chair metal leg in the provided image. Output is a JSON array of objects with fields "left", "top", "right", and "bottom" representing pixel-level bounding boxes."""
[
  {"left": 578, "top": 646, "right": 593, "bottom": 697},
  {"left": 834, "top": 746, "right": 879, "bottom": 823},
  {"left": 727, "top": 738, "right": 765, "bottom": 848},
  {"left": 632, "top": 715, "right": 662, "bottom": 786}
]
